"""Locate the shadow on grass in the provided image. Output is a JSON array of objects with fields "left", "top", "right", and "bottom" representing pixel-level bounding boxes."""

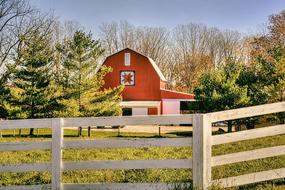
[
  {"left": 0, "top": 134, "right": 52, "bottom": 138},
  {"left": 114, "top": 135, "right": 169, "bottom": 138},
  {"left": 0, "top": 127, "right": 228, "bottom": 139},
  {"left": 166, "top": 131, "right": 193, "bottom": 137},
  {"left": 236, "top": 179, "right": 285, "bottom": 190},
  {"left": 165, "top": 128, "right": 228, "bottom": 137}
]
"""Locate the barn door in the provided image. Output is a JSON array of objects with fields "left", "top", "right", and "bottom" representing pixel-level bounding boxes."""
[{"left": 132, "top": 108, "right": 148, "bottom": 116}]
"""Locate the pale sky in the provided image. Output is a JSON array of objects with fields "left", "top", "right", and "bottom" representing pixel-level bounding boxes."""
[{"left": 30, "top": 0, "right": 285, "bottom": 35}]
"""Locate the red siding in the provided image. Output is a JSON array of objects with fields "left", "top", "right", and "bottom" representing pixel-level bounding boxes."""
[
  {"left": 102, "top": 49, "right": 162, "bottom": 101},
  {"left": 148, "top": 108, "right": 158, "bottom": 115}
]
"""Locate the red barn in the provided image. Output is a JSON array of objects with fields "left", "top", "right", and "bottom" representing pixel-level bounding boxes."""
[{"left": 102, "top": 48, "right": 194, "bottom": 115}]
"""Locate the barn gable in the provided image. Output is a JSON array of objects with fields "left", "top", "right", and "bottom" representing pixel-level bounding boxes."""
[
  {"left": 103, "top": 48, "right": 167, "bottom": 82},
  {"left": 102, "top": 48, "right": 195, "bottom": 115}
]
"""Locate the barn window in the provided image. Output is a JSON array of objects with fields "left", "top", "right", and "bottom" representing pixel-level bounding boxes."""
[{"left": 124, "top": 53, "right": 130, "bottom": 66}]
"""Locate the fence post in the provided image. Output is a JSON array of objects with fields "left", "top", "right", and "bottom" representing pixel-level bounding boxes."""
[
  {"left": 193, "top": 114, "right": 212, "bottom": 189},
  {"left": 51, "top": 118, "right": 64, "bottom": 190}
]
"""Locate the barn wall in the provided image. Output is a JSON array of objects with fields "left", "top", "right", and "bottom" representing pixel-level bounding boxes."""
[
  {"left": 102, "top": 49, "right": 162, "bottom": 101},
  {"left": 148, "top": 108, "right": 158, "bottom": 115}
]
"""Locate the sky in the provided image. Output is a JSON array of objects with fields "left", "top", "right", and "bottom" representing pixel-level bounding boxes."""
[{"left": 30, "top": 0, "right": 285, "bottom": 35}]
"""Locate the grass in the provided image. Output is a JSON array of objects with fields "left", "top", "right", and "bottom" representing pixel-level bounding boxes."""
[{"left": 0, "top": 128, "right": 284, "bottom": 189}]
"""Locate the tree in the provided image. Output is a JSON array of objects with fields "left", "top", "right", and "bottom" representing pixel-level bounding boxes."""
[
  {"left": 250, "top": 10, "right": 285, "bottom": 124},
  {"left": 194, "top": 62, "right": 250, "bottom": 132},
  {"left": 99, "top": 21, "right": 170, "bottom": 76},
  {"left": 0, "top": 0, "right": 55, "bottom": 69},
  {"left": 0, "top": 0, "right": 33, "bottom": 68},
  {"left": 0, "top": 0, "right": 57, "bottom": 121},
  {"left": 57, "top": 30, "right": 123, "bottom": 117},
  {"left": 0, "top": 68, "right": 12, "bottom": 118},
  {"left": 9, "top": 30, "right": 61, "bottom": 135}
]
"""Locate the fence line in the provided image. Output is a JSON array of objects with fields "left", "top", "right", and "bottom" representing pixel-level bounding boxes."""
[
  {"left": 63, "top": 137, "right": 193, "bottom": 149},
  {"left": 212, "top": 124, "right": 285, "bottom": 145},
  {"left": 0, "top": 101, "right": 284, "bottom": 189}
]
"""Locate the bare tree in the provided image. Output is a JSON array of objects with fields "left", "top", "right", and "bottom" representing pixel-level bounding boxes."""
[
  {"left": 52, "top": 20, "right": 83, "bottom": 83},
  {"left": 99, "top": 21, "right": 250, "bottom": 92},
  {"left": 0, "top": 0, "right": 56, "bottom": 79},
  {"left": 0, "top": 0, "right": 33, "bottom": 68},
  {"left": 135, "top": 26, "right": 170, "bottom": 68},
  {"left": 0, "top": 0, "right": 32, "bottom": 32},
  {"left": 171, "top": 23, "right": 215, "bottom": 92},
  {"left": 99, "top": 21, "right": 171, "bottom": 77},
  {"left": 52, "top": 20, "right": 82, "bottom": 43},
  {"left": 170, "top": 23, "right": 250, "bottom": 92},
  {"left": 99, "top": 21, "right": 119, "bottom": 54}
]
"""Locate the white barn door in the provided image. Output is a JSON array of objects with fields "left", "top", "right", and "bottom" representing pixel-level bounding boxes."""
[
  {"left": 132, "top": 108, "right": 148, "bottom": 116},
  {"left": 162, "top": 100, "right": 180, "bottom": 115}
]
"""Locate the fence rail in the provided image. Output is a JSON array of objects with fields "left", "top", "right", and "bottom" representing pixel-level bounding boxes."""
[
  {"left": 214, "top": 168, "right": 285, "bottom": 188},
  {"left": 63, "top": 137, "right": 193, "bottom": 149},
  {"left": 212, "top": 124, "right": 285, "bottom": 145},
  {"left": 0, "top": 101, "right": 284, "bottom": 189},
  {"left": 63, "top": 159, "right": 193, "bottom": 171}
]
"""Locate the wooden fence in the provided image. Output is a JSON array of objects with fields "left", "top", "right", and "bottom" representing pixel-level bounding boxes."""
[{"left": 0, "top": 101, "right": 285, "bottom": 190}]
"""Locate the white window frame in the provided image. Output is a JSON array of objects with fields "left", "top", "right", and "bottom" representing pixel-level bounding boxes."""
[{"left": 124, "top": 53, "right": 130, "bottom": 66}]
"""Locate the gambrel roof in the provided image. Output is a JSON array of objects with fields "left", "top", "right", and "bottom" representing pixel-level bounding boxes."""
[{"left": 104, "top": 48, "right": 167, "bottom": 82}]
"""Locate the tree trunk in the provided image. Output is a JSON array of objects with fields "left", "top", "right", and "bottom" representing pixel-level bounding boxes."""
[
  {"left": 88, "top": 126, "right": 91, "bottom": 137},
  {"left": 78, "top": 127, "right": 82, "bottom": 137},
  {"left": 228, "top": 120, "right": 233, "bottom": 133},
  {"left": 29, "top": 128, "right": 34, "bottom": 136}
]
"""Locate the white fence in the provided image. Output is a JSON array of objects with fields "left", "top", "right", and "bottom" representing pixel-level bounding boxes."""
[{"left": 0, "top": 102, "right": 285, "bottom": 190}]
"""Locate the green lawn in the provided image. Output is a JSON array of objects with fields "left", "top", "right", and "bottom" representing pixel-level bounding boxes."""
[{"left": 0, "top": 128, "right": 284, "bottom": 189}]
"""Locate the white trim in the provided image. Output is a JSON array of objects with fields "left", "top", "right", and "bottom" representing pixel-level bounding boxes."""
[
  {"left": 124, "top": 53, "right": 130, "bottom": 66},
  {"left": 147, "top": 57, "right": 167, "bottom": 82},
  {"left": 120, "top": 101, "right": 161, "bottom": 108},
  {"left": 161, "top": 89, "right": 195, "bottom": 96}
]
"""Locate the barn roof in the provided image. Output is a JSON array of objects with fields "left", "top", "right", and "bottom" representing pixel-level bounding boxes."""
[{"left": 104, "top": 48, "right": 167, "bottom": 82}]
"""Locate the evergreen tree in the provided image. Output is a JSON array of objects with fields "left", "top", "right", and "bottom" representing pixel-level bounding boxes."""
[
  {"left": 238, "top": 46, "right": 285, "bottom": 124},
  {"left": 10, "top": 31, "right": 61, "bottom": 135},
  {"left": 0, "top": 70, "right": 11, "bottom": 119},
  {"left": 194, "top": 62, "right": 250, "bottom": 132},
  {"left": 57, "top": 31, "right": 123, "bottom": 117}
]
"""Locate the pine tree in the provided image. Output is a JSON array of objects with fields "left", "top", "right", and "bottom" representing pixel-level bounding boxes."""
[
  {"left": 194, "top": 62, "right": 250, "bottom": 132},
  {"left": 58, "top": 31, "right": 123, "bottom": 117},
  {"left": 0, "top": 71, "right": 10, "bottom": 119},
  {"left": 10, "top": 31, "right": 61, "bottom": 135}
]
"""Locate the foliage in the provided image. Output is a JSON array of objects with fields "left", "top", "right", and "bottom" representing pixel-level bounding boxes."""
[
  {"left": 7, "top": 31, "right": 62, "bottom": 135},
  {"left": 194, "top": 61, "right": 250, "bottom": 131},
  {"left": 250, "top": 10, "right": 285, "bottom": 123},
  {"left": 194, "top": 56, "right": 284, "bottom": 129},
  {"left": 193, "top": 10, "right": 285, "bottom": 128},
  {"left": 195, "top": 62, "right": 249, "bottom": 112},
  {"left": 56, "top": 31, "right": 123, "bottom": 117},
  {"left": 0, "top": 69, "right": 12, "bottom": 118}
]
